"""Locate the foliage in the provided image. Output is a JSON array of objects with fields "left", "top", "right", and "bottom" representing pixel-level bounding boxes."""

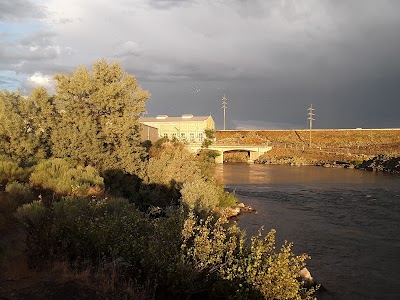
[
  {"left": 144, "top": 144, "right": 205, "bottom": 187},
  {"left": 0, "top": 158, "right": 31, "bottom": 188},
  {"left": 5, "top": 181, "right": 34, "bottom": 205},
  {"left": 139, "top": 143, "right": 223, "bottom": 209},
  {"left": 181, "top": 179, "right": 220, "bottom": 214},
  {"left": 29, "top": 158, "right": 104, "bottom": 197},
  {"left": 182, "top": 213, "right": 316, "bottom": 299},
  {"left": 202, "top": 129, "right": 216, "bottom": 148},
  {"left": 0, "top": 88, "right": 57, "bottom": 163},
  {"left": 153, "top": 136, "right": 169, "bottom": 149},
  {"left": 15, "top": 199, "right": 315, "bottom": 299},
  {"left": 51, "top": 60, "right": 150, "bottom": 174},
  {"left": 180, "top": 179, "right": 237, "bottom": 213},
  {"left": 217, "top": 186, "right": 238, "bottom": 207}
]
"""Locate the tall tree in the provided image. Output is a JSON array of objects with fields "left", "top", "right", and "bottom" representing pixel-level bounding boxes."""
[
  {"left": 0, "top": 88, "right": 56, "bottom": 163},
  {"left": 52, "top": 59, "right": 150, "bottom": 174}
]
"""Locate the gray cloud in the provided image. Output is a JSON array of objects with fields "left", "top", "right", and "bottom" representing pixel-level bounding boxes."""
[
  {"left": 147, "top": 0, "right": 195, "bottom": 9},
  {"left": 0, "top": 0, "right": 46, "bottom": 21},
  {"left": 1, "top": 0, "right": 400, "bottom": 128}
]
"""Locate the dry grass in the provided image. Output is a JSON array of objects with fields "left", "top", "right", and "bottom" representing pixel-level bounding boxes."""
[{"left": 216, "top": 129, "right": 400, "bottom": 156}]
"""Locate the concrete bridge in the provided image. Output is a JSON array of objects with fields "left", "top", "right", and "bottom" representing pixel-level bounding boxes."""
[{"left": 189, "top": 144, "right": 273, "bottom": 163}]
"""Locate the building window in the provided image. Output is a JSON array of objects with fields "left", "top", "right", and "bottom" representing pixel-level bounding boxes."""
[
  {"left": 163, "top": 133, "right": 168, "bottom": 139},
  {"left": 171, "top": 133, "right": 177, "bottom": 139},
  {"left": 198, "top": 132, "right": 203, "bottom": 142},
  {"left": 189, "top": 132, "right": 195, "bottom": 142},
  {"left": 180, "top": 133, "right": 186, "bottom": 140}
]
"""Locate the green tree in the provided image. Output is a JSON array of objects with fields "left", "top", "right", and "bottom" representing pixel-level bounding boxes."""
[
  {"left": 202, "top": 129, "right": 215, "bottom": 148},
  {"left": 51, "top": 59, "right": 150, "bottom": 174},
  {"left": 0, "top": 88, "right": 56, "bottom": 163}
]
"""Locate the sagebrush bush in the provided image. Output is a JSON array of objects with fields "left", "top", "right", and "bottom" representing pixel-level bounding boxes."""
[
  {"left": 145, "top": 146, "right": 204, "bottom": 187},
  {"left": 182, "top": 213, "right": 316, "bottom": 300},
  {"left": 15, "top": 199, "right": 315, "bottom": 299},
  {"left": 0, "top": 159, "right": 31, "bottom": 187},
  {"left": 217, "top": 186, "right": 238, "bottom": 207},
  {"left": 29, "top": 158, "right": 104, "bottom": 196},
  {"left": 5, "top": 181, "right": 34, "bottom": 205},
  {"left": 181, "top": 179, "right": 219, "bottom": 213}
]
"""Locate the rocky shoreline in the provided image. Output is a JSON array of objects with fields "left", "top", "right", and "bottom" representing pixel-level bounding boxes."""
[
  {"left": 254, "top": 148, "right": 400, "bottom": 174},
  {"left": 356, "top": 154, "right": 400, "bottom": 174},
  {"left": 218, "top": 202, "right": 257, "bottom": 219}
]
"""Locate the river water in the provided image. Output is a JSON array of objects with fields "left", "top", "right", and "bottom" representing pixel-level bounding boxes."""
[{"left": 214, "top": 164, "right": 400, "bottom": 300}]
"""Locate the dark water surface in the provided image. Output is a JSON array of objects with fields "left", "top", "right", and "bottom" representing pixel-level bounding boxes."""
[{"left": 214, "top": 164, "right": 400, "bottom": 300}]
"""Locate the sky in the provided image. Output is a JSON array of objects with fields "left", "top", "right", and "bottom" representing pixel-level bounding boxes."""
[{"left": 1, "top": 0, "right": 400, "bottom": 130}]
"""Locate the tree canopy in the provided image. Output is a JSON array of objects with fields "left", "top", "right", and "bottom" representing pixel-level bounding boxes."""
[{"left": 0, "top": 60, "right": 150, "bottom": 173}]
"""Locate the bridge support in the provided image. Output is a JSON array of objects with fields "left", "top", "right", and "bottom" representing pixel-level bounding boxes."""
[
  {"left": 215, "top": 152, "right": 224, "bottom": 164},
  {"left": 249, "top": 151, "right": 260, "bottom": 162}
]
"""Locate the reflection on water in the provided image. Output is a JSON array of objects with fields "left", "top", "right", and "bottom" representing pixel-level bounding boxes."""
[
  {"left": 215, "top": 163, "right": 397, "bottom": 186},
  {"left": 215, "top": 163, "right": 400, "bottom": 300}
]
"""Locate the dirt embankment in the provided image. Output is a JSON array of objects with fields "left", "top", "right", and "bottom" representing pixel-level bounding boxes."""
[{"left": 215, "top": 129, "right": 400, "bottom": 167}]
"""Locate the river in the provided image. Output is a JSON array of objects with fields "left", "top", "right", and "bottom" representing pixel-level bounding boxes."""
[{"left": 214, "top": 164, "right": 400, "bottom": 300}]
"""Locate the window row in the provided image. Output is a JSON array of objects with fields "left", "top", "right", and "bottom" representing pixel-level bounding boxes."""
[{"left": 162, "top": 132, "right": 204, "bottom": 142}]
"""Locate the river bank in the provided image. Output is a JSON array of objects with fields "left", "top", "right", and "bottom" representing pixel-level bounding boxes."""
[
  {"left": 254, "top": 147, "right": 368, "bottom": 167},
  {"left": 251, "top": 148, "right": 400, "bottom": 174}
]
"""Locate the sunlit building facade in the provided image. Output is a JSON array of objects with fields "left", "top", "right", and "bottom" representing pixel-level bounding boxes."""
[{"left": 140, "top": 114, "right": 215, "bottom": 143}]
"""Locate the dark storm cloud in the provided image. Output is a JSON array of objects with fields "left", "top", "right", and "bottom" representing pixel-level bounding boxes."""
[
  {"left": 0, "top": 0, "right": 46, "bottom": 21},
  {"left": 1, "top": 0, "right": 399, "bottom": 128}
]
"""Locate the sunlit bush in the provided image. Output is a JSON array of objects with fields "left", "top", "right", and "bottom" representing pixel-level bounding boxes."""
[
  {"left": 217, "top": 186, "right": 238, "bottom": 207},
  {"left": 0, "top": 159, "right": 31, "bottom": 188},
  {"left": 15, "top": 199, "right": 314, "bottom": 299},
  {"left": 181, "top": 179, "right": 219, "bottom": 213},
  {"left": 145, "top": 146, "right": 204, "bottom": 187},
  {"left": 29, "top": 158, "right": 104, "bottom": 196},
  {"left": 182, "top": 213, "right": 316, "bottom": 299}
]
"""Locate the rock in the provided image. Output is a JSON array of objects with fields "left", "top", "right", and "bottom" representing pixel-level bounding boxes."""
[
  {"left": 299, "top": 268, "right": 315, "bottom": 288},
  {"left": 298, "top": 268, "right": 327, "bottom": 293},
  {"left": 225, "top": 207, "right": 241, "bottom": 218},
  {"left": 219, "top": 203, "right": 256, "bottom": 219},
  {"left": 357, "top": 155, "right": 400, "bottom": 174},
  {"left": 239, "top": 205, "right": 256, "bottom": 213}
]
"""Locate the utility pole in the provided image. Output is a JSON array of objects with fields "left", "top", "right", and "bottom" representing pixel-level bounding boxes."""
[
  {"left": 308, "top": 104, "right": 315, "bottom": 147},
  {"left": 222, "top": 94, "right": 227, "bottom": 130}
]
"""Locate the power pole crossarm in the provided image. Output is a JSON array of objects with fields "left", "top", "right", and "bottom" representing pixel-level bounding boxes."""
[
  {"left": 308, "top": 104, "right": 315, "bottom": 148},
  {"left": 222, "top": 94, "right": 227, "bottom": 131}
]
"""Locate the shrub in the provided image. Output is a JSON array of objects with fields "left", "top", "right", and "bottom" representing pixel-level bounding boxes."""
[
  {"left": 5, "top": 181, "right": 34, "bottom": 205},
  {"left": 30, "top": 158, "right": 104, "bottom": 197},
  {"left": 181, "top": 179, "right": 219, "bottom": 214},
  {"left": 181, "top": 213, "right": 316, "bottom": 300},
  {"left": 0, "top": 159, "right": 31, "bottom": 188},
  {"left": 144, "top": 146, "right": 204, "bottom": 188},
  {"left": 217, "top": 186, "right": 238, "bottom": 207},
  {"left": 15, "top": 199, "right": 315, "bottom": 299},
  {"left": 181, "top": 179, "right": 237, "bottom": 213},
  {"left": 153, "top": 136, "right": 169, "bottom": 149}
]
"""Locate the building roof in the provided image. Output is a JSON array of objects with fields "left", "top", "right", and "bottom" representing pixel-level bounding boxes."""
[{"left": 140, "top": 115, "right": 212, "bottom": 123}]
